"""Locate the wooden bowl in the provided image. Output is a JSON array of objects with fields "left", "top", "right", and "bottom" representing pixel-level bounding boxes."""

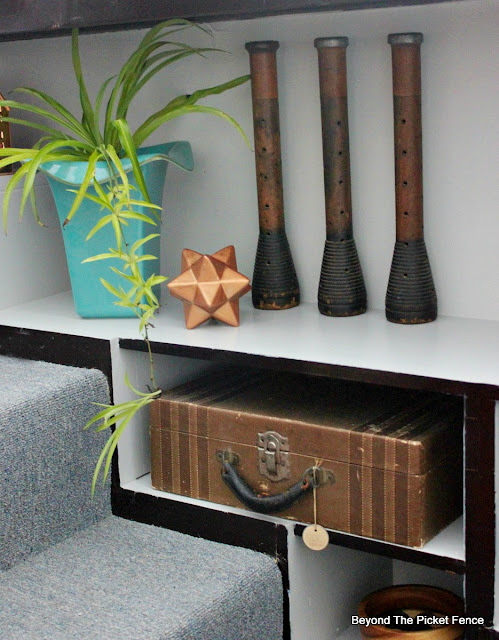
[{"left": 358, "top": 585, "right": 464, "bottom": 640}]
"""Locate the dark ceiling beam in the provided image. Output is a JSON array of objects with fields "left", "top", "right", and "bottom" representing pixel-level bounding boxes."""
[{"left": 0, "top": 0, "right": 463, "bottom": 42}]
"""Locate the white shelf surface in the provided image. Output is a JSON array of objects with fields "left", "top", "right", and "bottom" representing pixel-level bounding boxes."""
[
  {"left": 123, "top": 474, "right": 464, "bottom": 562},
  {"left": 339, "top": 626, "right": 361, "bottom": 640},
  {"left": 0, "top": 290, "right": 498, "bottom": 388}
]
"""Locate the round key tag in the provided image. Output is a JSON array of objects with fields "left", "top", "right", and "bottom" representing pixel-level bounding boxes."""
[{"left": 302, "top": 524, "right": 329, "bottom": 551}]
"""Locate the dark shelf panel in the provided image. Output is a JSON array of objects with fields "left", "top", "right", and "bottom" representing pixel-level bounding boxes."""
[
  {"left": 294, "top": 524, "right": 466, "bottom": 573},
  {"left": 0, "top": 0, "right": 464, "bottom": 42},
  {"left": 0, "top": 325, "right": 113, "bottom": 387},
  {"left": 119, "top": 338, "right": 499, "bottom": 399}
]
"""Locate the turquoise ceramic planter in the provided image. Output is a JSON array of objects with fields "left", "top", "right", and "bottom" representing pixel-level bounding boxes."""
[{"left": 39, "top": 142, "right": 193, "bottom": 318}]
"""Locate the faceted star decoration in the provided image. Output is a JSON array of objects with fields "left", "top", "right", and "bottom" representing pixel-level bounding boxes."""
[{"left": 167, "top": 246, "right": 251, "bottom": 329}]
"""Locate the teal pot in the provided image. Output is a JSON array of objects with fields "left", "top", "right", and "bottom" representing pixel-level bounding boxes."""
[{"left": 39, "top": 142, "right": 193, "bottom": 318}]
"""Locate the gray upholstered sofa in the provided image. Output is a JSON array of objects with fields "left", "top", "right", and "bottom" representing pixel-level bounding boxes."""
[{"left": 0, "top": 356, "right": 283, "bottom": 640}]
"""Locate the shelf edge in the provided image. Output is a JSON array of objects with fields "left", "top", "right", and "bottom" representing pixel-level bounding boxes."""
[
  {"left": 119, "top": 337, "right": 499, "bottom": 398},
  {"left": 294, "top": 523, "right": 465, "bottom": 573}
]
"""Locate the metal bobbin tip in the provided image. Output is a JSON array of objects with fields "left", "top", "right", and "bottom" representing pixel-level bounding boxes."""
[
  {"left": 388, "top": 33, "right": 423, "bottom": 45},
  {"left": 314, "top": 36, "right": 349, "bottom": 49},
  {"left": 245, "top": 40, "right": 280, "bottom": 53}
]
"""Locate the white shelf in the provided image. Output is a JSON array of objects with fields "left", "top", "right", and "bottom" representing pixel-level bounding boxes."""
[
  {"left": 0, "top": 290, "right": 498, "bottom": 388},
  {"left": 339, "top": 626, "right": 361, "bottom": 640},
  {"left": 416, "top": 517, "right": 464, "bottom": 560},
  {"left": 123, "top": 474, "right": 465, "bottom": 563}
]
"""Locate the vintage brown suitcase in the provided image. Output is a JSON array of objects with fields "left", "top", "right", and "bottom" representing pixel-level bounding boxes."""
[{"left": 150, "top": 370, "right": 462, "bottom": 547}]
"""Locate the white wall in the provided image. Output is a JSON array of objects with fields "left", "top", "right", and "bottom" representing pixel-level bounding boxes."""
[
  {"left": 0, "top": 0, "right": 496, "bottom": 320},
  {"left": 0, "top": 176, "right": 69, "bottom": 309}
]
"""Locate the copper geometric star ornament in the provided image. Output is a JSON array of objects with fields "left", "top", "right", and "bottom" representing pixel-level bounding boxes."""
[{"left": 167, "top": 246, "right": 251, "bottom": 329}]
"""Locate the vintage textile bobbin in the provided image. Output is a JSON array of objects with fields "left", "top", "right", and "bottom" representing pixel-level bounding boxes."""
[
  {"left": 385, "top": 32, "right": 437, "bottom": 324},
  {"left": 167, "top": 246, "right": 251, "bottom": 329},
  {"left": 315, "top": 36, "right": 367, "bottom": 317},
  {"left": 245, "top": 40, "right": 300, "bottom": 310}
]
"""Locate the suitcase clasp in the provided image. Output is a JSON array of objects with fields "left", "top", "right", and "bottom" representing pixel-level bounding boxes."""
[{"left": 258, "top": 431, "right": 290, "bottom": 482}]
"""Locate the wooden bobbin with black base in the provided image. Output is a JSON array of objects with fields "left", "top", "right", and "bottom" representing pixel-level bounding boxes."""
[
  {"left": 245, "top": 40, "right": 300, "bottom": 310},
  {"left": 315, "top": 37, "right": 366, "bottom": 317},
  {"left": 385, "top": 33, "right": 437, "bottom": 324}
]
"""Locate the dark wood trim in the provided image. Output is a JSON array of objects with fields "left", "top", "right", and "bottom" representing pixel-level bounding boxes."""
[
  {"left": 112, "top": 484, "right": 290, "bottom": 640},
  {"left": 119, "top": 338, "right": 499, "bottom": 399},
  {"left": 0, "top": 325, "right": 112, "bottom": 385},
  {"left": 0, "top": 0, "right": 465, "bottom": 42},
  {"left": 465, "top": 394, "right": 496, "bottom": 625},
  {"left": 294, "top": 524, "right": 465, "bottom": 573},
  {"left": 478, "top": 629, "right": 499, "bottom": 640}
]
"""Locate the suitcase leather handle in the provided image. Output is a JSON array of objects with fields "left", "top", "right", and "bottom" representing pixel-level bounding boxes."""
[{"left": 220, "top": 458, "right": 334, "bottom": 515}]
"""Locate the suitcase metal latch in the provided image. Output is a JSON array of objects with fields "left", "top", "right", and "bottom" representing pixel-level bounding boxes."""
[{"left": 257, "top": 431, "right": 290, "bottom": 482}]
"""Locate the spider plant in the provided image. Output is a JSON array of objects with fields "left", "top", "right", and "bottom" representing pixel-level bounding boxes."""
[
  {"left": 0, "top": 18, "right": 250, "bottom": 231},
  {"left": 0, "top": 19, "right": 251, "bottom": 493}
]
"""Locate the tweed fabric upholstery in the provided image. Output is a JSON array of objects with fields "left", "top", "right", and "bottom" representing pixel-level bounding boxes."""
[
  {"left": 0, "top": 356, "right": 111, "bottom": 570},
  {"left": 0, "top": 515, "right": 283, "bottom": 640}
]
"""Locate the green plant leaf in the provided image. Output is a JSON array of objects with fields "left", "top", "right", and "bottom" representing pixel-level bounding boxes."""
[
  {"left": 72, "top": 29, "right": 101, "bottom": 145},
  {"left": 85, "top": 212, "right": 116, "bottom": 240},
  {"left": 105, "top": 145, "right": 129, "bottom": 195},
  {"left": 104, "top": 20, "right": 214, "bottom": 148},
  {"left": 84, "top": 405, "right": 115, "bottom": 429},
  {"left": 0, "top": 116, "right": 73, "bottom": 141},
  {"left": 129, "top": 232, "right": 161, "bottom": 255},
  {"left": 113, "top": 118, "right": 150, "bottom": 202},
  {"left": 127, "top": 48, "right": 221, "bottom": 106},
  {"left": 100, "top": 408, "right": 135, "bottom": 483},
  {"left": 27, "top": 189, "right": 43, "bottom": 227},
  {"left": 0, "top": 99, "right": 93, "bottom": 145},
  {"left": 20, "top": 139, "right": 91, "bottom": 220},
  {"left": 138, "top": 19, "right": 197, "bottom": 48},
  {"left": 87, "top": 380, "right": 161, "bottom": 494},
  {"left": 126, "top": 199, "right": 162, "bottom": 210},
  {"left": 109, "top": 267, "right": 137, "bottom": 284},
  {"left": 134, "top": 255, "right": 158, "bottom": 263},
  {"left": 110, "top": 214, "right": 124, "bottom": 250},
  {"left": 102, "top": 39, "right": 186, "bottom": 146},
  {"left": 119, "top": 211, "right": 157, "bottom": 225},
  {"left": 124, "top": 372, "right": 159, "bottom": 398},
  {"left": 0, "top": 152, "right": 33, "bottom": 170},
  {"left": 82, "top": 252, "right": 120, "bottom": 263},
  {"left": 64, "top": 149, "right": 102, "bottom": 226},
  {"left": 1, "top": 149, "right": 92, "bottom": 230},
  {"left": 67, "top": 189, "right": 114, "bottom": 212},
  {"left": 0, "top": 147, "right": 37, "bottom": 157},
  {"left": 90, "top": 430, "right": 116, "bottom": 496},
  {"left": 139, "top": 310, "right": 154, "bottom": 332},
  {"left": 99, "top": 278, "right": 122, "bottom": 299},
  {"left": 134, "top": 103, "right": 251, "bottom": 149},
  {"left": 12, "top": 87, "right": 92, "bottom": 142},
  {"left": 92, "top": 178, "right": 112, "bottom": 205},
  {"left": 94, "top": 75, "right": 116, "bottom": 124},
  {"left": 184, "top": 74, "right": 250, "bottom": 106},
  {"left": 85, "top": 397, "right": 147, "bottom": 428}
]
